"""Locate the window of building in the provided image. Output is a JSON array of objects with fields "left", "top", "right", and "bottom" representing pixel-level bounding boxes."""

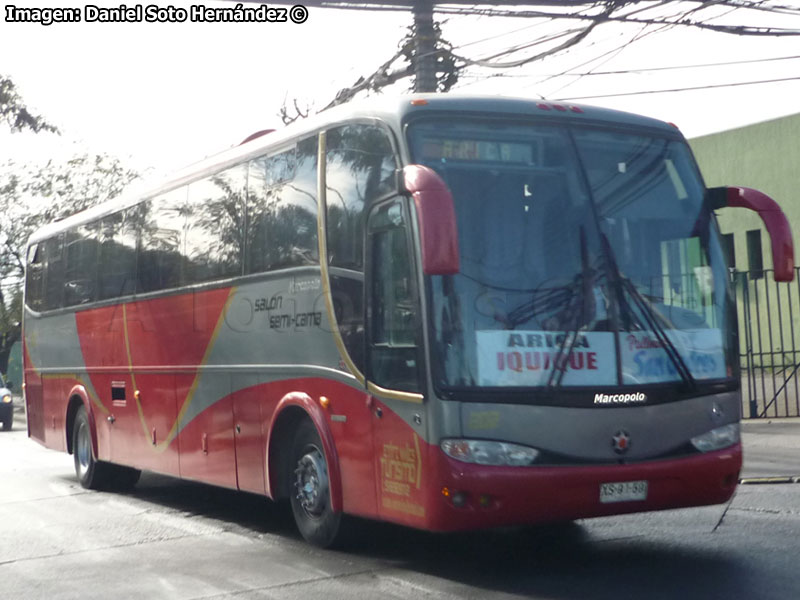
[
  {"left": 746, "top": 228, "right": 763, "bottom": 279},
  {"left": 721, "top": 232, "right": 735, "bottom": 270}
]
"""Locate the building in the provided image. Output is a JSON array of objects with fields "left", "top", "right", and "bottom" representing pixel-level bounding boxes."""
[
  {"left": 690, "top": 113, "right": 800, "bottom": 275},
  {"left": 690, "top": 113, "right": 800, "bottom": 418}
]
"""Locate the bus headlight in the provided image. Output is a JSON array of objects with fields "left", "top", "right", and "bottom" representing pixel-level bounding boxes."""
[
  {"left": 690, "top": 423, "right": 740, "bottom": 453},
  {"left": 441, "top": 439, "right": 539, "bottom": 466},
  {"left": 1, "top": 394, "right": 11, "bottom": 404}
]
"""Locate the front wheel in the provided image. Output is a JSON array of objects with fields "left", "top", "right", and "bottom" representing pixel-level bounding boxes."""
[
  {"left": 289, "top": 420, "right": 341, "bottom": 547},
  {"left": 73, "top": 406, "right": 140, "bottom": 491}
]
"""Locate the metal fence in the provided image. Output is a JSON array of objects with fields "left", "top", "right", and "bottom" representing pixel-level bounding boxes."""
[{"left": 733, "top": 267, "right": 800, "bottom": 419}]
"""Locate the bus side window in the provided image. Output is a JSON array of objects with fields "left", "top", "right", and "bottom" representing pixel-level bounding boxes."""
[
  {"left": 64, "top": 224, "right": 99, "bottom": 306},
  {"left": 185, "top": 165, "right": 246, "bottom": 284},
  {"left": 246, "top": 138, "right": 318, "bottom": 274},
  {"left": 367, "top": 200, "right": 421, "bottom": 393},
  {"left": 326, "top": 123, "right": 398, "bottom": 374},
  {"left": 98, "top": 208, "right": 138, "bottom": 300},
  {"left": 43, "top": 235, "right": 65, "bottom": 311},
  {"left": 137, "top": 189, "right": 187, "bottom": 293},
  {"left": 25, "top": 244, "right": 44, "bottom": 310}
]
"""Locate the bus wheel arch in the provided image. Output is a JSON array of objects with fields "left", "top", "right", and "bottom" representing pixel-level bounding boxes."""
[
  {"left": 266, "top": 393, "right": 343, "bottom": 546},
  {"left": 65, "top": 389, "right": 94, "bottom": 457}
]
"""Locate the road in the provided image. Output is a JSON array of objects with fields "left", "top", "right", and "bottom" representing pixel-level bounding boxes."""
[{"left": 1, "top": 408, "right": 799, "bottom": 600}]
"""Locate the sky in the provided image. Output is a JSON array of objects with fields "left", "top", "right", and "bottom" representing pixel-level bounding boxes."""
[{"left": 2, "top": 1, "right": 800, "bottom": 175}]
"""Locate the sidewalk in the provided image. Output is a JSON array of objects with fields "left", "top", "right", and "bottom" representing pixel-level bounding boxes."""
[{"left": 740, "top": 418, "right": 800, "bottom": 481}]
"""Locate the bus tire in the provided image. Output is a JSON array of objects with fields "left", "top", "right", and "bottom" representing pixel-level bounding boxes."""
[
  {"left": 72, "top": 406, "right": 141, "bottom": 491},
  {"left": 73, "top": 405, "right": 106, "bottom": 489},
  {"left": 289, "top": 419, "right": 341, "bottom": 547}
]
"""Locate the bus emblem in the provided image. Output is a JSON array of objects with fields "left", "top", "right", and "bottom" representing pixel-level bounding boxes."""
[{"left": 612, "top": 430, "right": 631, "bottom": 454}]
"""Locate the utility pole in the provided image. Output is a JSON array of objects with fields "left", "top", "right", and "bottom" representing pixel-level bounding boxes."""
[{"left": 412, "top": 1, "right": 438, "bottom": 93}]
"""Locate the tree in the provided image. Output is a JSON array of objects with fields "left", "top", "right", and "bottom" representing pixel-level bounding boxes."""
[
  {"left": 0, "top": 75, "right": 58, "bottom": 134},
  {"left": 0, "top": 154, "right": 139, "bottom": 373}
]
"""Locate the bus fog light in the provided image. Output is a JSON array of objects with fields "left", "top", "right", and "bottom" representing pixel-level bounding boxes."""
[
  {"left": 691, "top": 423, "right": 740, "bottom": 453},
  {"left": 441, "top": 439, "right": 539, "bottom": 466},
  {"left": 452, "top": 492, "right": 468, "bottom": 508}
]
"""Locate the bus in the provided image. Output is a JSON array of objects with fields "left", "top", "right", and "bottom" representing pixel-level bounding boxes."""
[{"left": 23, "top": 95, "right": 794, "bottom": 547}]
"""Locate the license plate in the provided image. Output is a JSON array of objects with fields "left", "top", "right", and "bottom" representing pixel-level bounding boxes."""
[{"left": 599, "top": 480, "right": 648, "bottom": 504}]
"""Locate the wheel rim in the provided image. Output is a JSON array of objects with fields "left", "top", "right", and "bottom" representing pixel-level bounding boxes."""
[
  {"left": 75, "top": 421, "right": 91, "bottom": 477},
  {"left": 294, "top": 446, "right": 329, "bottom": 518}
]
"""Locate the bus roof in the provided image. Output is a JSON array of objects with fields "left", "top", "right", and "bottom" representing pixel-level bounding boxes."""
[{"left": 28, "top": 94, "right": 679, "bottom": 245}]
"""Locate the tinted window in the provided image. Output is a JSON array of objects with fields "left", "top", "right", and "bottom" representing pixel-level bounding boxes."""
[
  {"left": 368, "top": 201, "right": 420, "bottom": 393},
  {"left": 326, "top": 124, "right": 396, "bottom": 270},
  {"left": 138, "top": 189, "right": 186, "bottom": 293},
  {"left": 324, "top": 124, "right": 395, "bottom": 373},
  {"left": 98, "top": 208, "right": 138, "bottom": 300},
  {"left": 64, "top": 225, "right": 99, "bottom": 306},
  {"left": 25, "top": 244, "right": 44, "bottom": 310},
  {"left": 246, "top": 137, "right": 319, "bottom": 274},
  {"left": 185, "top": 165, "right": 246, "bottom": 284},
  {"left": 43, "top": 235, "right": 65, "bottom": 311}
]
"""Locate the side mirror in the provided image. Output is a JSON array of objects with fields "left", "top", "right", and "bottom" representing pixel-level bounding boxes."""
[
  {"left": 401, "top": 165, "right": 460, "bottom": 275},
  {"left": 708, "top": 186, "right": 795, "bottom": 282}
]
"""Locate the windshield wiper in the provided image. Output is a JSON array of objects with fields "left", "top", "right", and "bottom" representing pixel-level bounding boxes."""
[
  {"left": 619, "top": 277, "right": 697, "bottom": 391},
  {"left": 548, "top": 227, "right": 596, "bottom": 387},
  {"left": 600, "top": 233, "right": 697, "bottom": 391}
]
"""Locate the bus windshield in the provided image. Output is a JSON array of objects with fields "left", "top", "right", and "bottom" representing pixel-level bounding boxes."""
[{"left": 408, "top": 118, "right": 735, "bottom": 392}]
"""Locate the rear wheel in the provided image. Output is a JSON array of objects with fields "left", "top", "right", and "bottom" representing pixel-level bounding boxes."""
[
  {"left": 72, "top": 406, "right": 140, "bottom": 491},
  {"left": 289, "top": 420, "right": 341, "bottom": 547}
]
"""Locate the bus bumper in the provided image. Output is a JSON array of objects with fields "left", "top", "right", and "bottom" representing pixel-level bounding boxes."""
[{"left": 424, "top": 443, "right": 741, "bottom": 532}]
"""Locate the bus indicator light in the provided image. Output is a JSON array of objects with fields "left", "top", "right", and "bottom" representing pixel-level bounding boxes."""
[{"left": 410, "top": 99, "right": 428, "bottom": 106}]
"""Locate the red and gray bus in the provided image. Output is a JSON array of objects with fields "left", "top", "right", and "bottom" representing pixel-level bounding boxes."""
[{"left": 23, "top": 95, "right": 794, "bottom": 546}]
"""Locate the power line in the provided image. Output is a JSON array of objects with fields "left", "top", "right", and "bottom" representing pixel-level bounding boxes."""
[
  {"left": 561, "top": 53, "right": 800, "bottom": 76},
  {"left": 555, "top": 75, "right": 800, "bottom": 101},
  {"left": 461, "top": 53, "right": 800, "bottom": 78}
]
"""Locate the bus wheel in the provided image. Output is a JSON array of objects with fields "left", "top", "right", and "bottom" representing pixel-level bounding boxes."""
[
  {"left": 73, "top": 406, "right": 104, "bottom": 489},
  {"left": 289, "top": 420, "right": 341, "bottom": 547},
  {"left": 72, "top": 406, "right": 142, "bottom": 491}
]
